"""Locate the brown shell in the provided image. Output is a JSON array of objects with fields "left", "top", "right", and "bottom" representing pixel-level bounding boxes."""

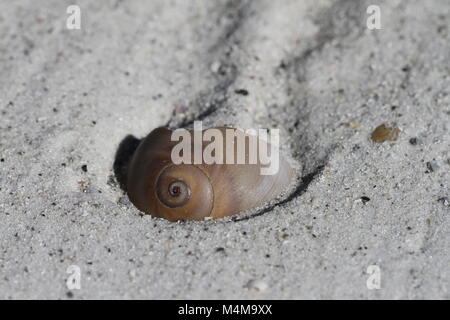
[{"left": 126, "top": 127, "right": 294, "bottom": 221}]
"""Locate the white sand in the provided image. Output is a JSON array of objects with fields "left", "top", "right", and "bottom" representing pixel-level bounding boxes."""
[{"left": 0, "top": 0, "right": 448, "bottom": 299}]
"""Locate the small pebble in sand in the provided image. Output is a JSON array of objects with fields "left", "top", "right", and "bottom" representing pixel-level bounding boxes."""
[
  {"left": 210, "top": 61, "right": 221, "bottom": 73},
  {"left": 235, "top": 89, "right": 249, "bottom": 96},
  {"left": 370, "top": 124, "right": 400, "bottom": 143},
  {"left": 118, "top": 196, "right": 131, "bottom": 206},
  {"left": 360, "top": 196, "right": 371, "bottom": 204},
  {"left": 245, "top": 279, "right": 268, "bottom": 292},
  {"left": 437, "top": 197, "right": 449, "bottom": 207},
  {"left": 426, "top": 161, "right": 439, "bottom": 173}
]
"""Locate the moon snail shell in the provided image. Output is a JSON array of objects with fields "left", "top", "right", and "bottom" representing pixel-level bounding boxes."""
[{"left": 126, "top": 127, "right": 294, "bottom": 221}]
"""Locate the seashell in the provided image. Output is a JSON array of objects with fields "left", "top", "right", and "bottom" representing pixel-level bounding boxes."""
[
  {"left": 126, "top": 126, "right": 294, "bottom": 221},
  {"left": 371, "top": 124, "right": 400, "bottom": 143}
]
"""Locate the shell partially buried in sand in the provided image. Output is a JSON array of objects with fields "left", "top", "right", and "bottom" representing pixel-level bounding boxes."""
[{"left": 126, "top": 126, "right": 294, "bottom": 221}]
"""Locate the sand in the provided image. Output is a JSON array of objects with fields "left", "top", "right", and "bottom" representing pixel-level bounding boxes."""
[{"left": 0, "top": 0, "right": 448, "bottom": 299}]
